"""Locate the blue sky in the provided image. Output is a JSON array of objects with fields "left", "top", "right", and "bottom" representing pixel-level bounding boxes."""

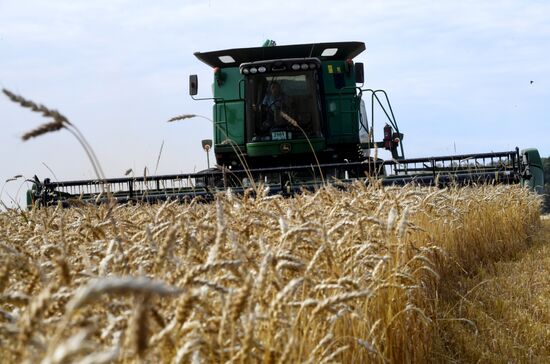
[{"left": 1, "top": 0, "right": 549, "bottom": 207}]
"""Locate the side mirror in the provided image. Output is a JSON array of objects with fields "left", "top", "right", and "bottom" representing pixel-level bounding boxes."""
[
  {"left": 355, "top": 63, "right": 364, "bottom": 84},
  {"left": 189, "top": 75, "right": 198, "bottom": 96}
]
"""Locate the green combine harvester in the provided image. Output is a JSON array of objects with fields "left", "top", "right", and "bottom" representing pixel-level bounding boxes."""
[{"left": 27, "top": 41, "right": 545, "bottom": 207}]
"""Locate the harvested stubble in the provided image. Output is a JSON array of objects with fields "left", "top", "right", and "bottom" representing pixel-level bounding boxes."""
[
  {"left": 435, "top": 220, "right": 550, "bottom": 363},
  {"left": 0, "top": 183, "right": 541, "bottom": 363}
]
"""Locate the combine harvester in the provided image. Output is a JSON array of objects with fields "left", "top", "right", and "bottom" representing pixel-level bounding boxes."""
[{"left": 27, "top": 41, "right": 544, "bottom": 207}]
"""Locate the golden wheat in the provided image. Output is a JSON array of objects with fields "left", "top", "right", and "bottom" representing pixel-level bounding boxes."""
[{"left": 0, "top": 183, "right": 543, "bottom": 363}]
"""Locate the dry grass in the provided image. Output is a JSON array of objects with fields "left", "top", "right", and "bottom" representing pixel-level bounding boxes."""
[
  {"left": 0, "top": 183, "right": 543, "bottom": 363},
  {"left": 435, "top": 220, "right": 550, "bottom": 363}
]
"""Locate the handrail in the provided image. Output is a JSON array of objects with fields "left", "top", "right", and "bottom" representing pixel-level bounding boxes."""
[{"left": 360, "top": 89, "right": 405, "bottom": 159}]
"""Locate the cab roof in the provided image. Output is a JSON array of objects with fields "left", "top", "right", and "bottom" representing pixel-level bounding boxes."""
[{"left": 194, "top": 41, "right": 366, "bottom": 68}]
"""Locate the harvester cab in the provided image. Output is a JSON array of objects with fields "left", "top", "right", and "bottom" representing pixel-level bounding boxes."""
[{"left": 190, "top": 41, "right": 404, "bottom": 170}]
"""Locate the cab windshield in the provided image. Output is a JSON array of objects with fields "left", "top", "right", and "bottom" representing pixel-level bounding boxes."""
[{"left": 245, "top": 72, "right": 322, "bottom": 142}]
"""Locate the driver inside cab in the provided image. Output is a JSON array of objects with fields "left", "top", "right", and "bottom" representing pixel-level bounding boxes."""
[
  {"left": 260, "top": 81, "right": 289, "bottom": 130},
  {"left": 261, "top": 81, "right": 287, "bottom": 111}
]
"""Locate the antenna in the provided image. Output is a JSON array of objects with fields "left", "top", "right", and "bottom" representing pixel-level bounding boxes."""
[{"left": 308, "top": 43, "right": 315, "bottom": 58}]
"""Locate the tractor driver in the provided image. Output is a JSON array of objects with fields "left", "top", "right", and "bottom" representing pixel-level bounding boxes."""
[
  {"left": 262, "top": 81, "right": 287, "bottom": 110},
  {"left": 261, "top": 81, "right": 289, "bottom": 129}
]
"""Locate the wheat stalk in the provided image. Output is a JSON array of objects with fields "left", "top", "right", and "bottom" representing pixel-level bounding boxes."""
[
  {"left": 2, "top": 88, "right": 108, "bottom": 197},
  {"left": 280, "top": 111, "right": 325, "bottom": 185},
  {"left": 66, "top": 276, "right": 181, "bottom": 313}
]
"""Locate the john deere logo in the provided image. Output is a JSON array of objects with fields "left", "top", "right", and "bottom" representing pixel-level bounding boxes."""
[{"left": 280, "top": 143, "right": 291, "bottom": 153}]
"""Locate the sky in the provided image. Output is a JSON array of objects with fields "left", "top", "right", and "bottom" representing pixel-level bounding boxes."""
[{"left": 1, "top": 0, "right": 549, "bottom": 207}]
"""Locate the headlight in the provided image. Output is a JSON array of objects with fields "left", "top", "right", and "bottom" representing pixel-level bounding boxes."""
[
  {"left": 258, "top": 66, "right": 267, "bottom": 73},
  {"left": 250, "top": 67, "right": 258, "bottom": 74},
  {"left": 301, "top": 63, "right": 308, "bottom": 70},
  {"left": 309, "top": 63, "right": 317, "bottom": 69},
  {"left": 242, "top": 68, "right": 249, "bottom": 75},
  {"left": 291, "top": 64, "right": 301, "bottom": 71}
]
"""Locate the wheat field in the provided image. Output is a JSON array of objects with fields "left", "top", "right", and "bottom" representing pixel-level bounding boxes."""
[
  {"left": 0, "top": 183, "right": 544, "bottom": 363},
  {"left": 436, "top": 218, "right": 550, "bottom": 363}
]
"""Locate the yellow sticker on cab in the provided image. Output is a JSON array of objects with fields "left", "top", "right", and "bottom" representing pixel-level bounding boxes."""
[{"left": 327, "top": 64, "right": 333, "bottom": 74}]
